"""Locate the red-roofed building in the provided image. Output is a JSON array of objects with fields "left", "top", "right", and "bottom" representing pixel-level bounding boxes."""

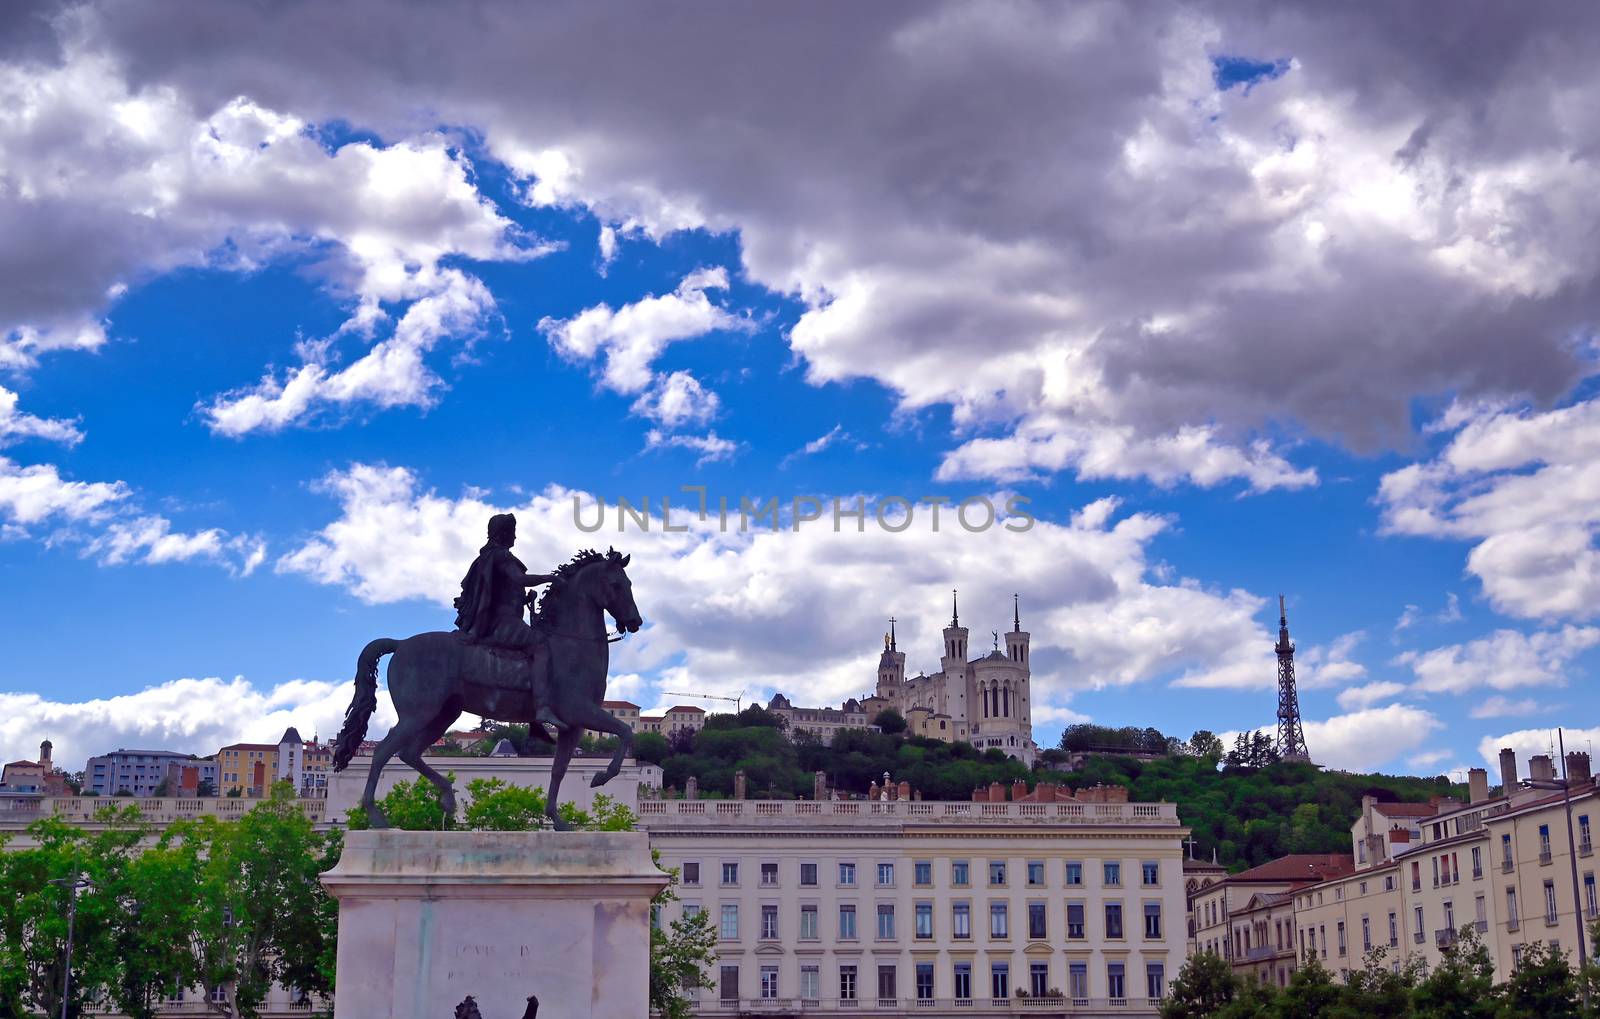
[{"left": 1191, "top": 853, "right": 1355, "bottom": 986}]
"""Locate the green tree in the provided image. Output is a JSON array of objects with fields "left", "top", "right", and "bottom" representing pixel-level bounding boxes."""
[
  {"left": 1412, "top": 923, "right": 1496, "bottom": 1019},
  {"left": 1190, "top": 730, "right": 1225, "bottom": 761},
  {"left": 1498, "top": 940, "right": 1580, "bottom": 1019},
  {"left": 1162, "top": 951, "right": 1241, "bottom": 1018},
  {"left": 108, "top": 835, "right": 207, "bottom": 1018},
  {"left": 872, "top": 709, "right": 907, "bottom": 735},
  {"left": 632, "top": 731, "right": 671, "bottom": 766},
  {"left": 181, "top": 782, "right": 336, "bottom": 1016}
]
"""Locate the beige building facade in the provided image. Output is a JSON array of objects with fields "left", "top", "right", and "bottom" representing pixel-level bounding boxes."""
[{"left": 643, "top": 796, "right": 1189, "bottom": 1015}]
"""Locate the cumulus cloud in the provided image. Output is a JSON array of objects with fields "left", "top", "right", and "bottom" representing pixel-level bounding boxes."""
[
  {"left": 0, "top": 36, "right": 545, "bottom": 431},
  {"left": 0, "top": 675, "right": 398, "bottom": 773},
  {"left": 1477, "top": 726, "right": 1600, "bottom": 774},
  {"left": 1335, "top": 680, "right": 1406, "bottom": 710},
  {"left": 15, "top": 1, "right": 1591, "bottom": 490},
  {"left": 1224, "top": 704, "right": 1441, "bottom": 772},
  {"left": 630, "top": 371, "right": 720, "bottom": 428},
  {"left": 0, "top": 386, "right": 81, "bottom": 446},
  {"left": 1470, "top": 695, "right": 1541, "bottom": 721},
  {"left": 642, "top": 429, "right": 738, "bottom": 466},
  {"left": 1398, "top": 626, "right": 1600, "bottom": 694},
  {"left": 1380, "top": 400, "right": 1600, "bottom": 622},
  {"left": 0, "top": 456, "right": 126, "bottom": 525},
  {"left": 1298, "top": 630, "right": 1368, "bottom": 688},
  {"left": 276, "top": 464, "right": 1278, "bottom": 731}
]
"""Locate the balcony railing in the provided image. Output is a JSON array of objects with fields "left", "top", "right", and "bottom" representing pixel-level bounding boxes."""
[
  {"left": 697, "top": 997, "right": 1163, "bottom": 1014},
  {"left": 1540, "top": 849, "right": 1553, "bottom": 865},
  {"left": 1502, "top": 859, "right": 1515, "bottom": 873},
  {"left": 1475, "top": 919, "right": 1489, "bottom": 933},
  {"left": 637, "top": 799, "right": 1180, "bottom": 826},
  {"left": 1472, "top": 867, "right": 1483, "bottom": 880},
  {"left": 1581, "top": 839, "right": 1593, "bottom": 858},
  {"left": 1506, "top": 917, "right": 1520, "bottom": 932},
  {"left": 1435, "top": 928, "right": 1457, "bottom": 948},
  {"left": 1413, "top": 931, "right": 1426, "bottom": 944}
]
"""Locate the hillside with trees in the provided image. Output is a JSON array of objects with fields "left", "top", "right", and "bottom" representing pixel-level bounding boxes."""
[{"left": 519, "top": 710, "right": 1463, "bottom": 872}]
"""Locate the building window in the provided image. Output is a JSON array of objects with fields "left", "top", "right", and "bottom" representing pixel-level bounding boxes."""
[
  {"left": 1144, "top": 902, "right": 1162, "bottom": 939},
  {"left": 1362, "top": 916, "right": 1371, "bottom": 951},
  {"left": 1026, "top": 860, "right": 1045, "bottom": 886},
  {"left": 800, "top": 862, "right": 817, "bottom": 887},
  {"left": 800, "top": 965, "right": 819, "bottom": 1000},
  {"left": 1104, "top": 862, "right": 1122, "bottom": 887},
  {"left": 721, "top": 862, "right": 739, "bottom": 886},
  {"left": 1584, "top": 873, "right": 1597, "bottom": 916},
  {"left": 952, "top": 859, "right": 970, "bottom": 886},
  {"left": 990, "top": 901, "right": 1009, "bottom": 938},
  {"left": 1503, "top": 834, "right": 1514, "bottom": 869},
  {"left": 877, "top": 964, "right": 896, "bottom": 1002},
  {"left": 991, "top": 963, "right": 1010, "bottom": 1001},
  {"left": 839, "top": 862, "right": 856, "bottom": 886},
  {"left": 1147, "top": 961, "right": 1165, "bottom": 999},
  {"left": 1413, "top": 906, "right": 1424, "bottom": 940},
  {"left": 761, "top": 862, "right": 779, "bottom": 886},
  {"left": 761, "top": 905, "right": 779, "bottom": 939},
  {"left": 1507, "top": 887, "right": 1519, "bottom": 926},
  {"left": 953, "top": 901, "right": 971, "bottom": 939},
  {"left": 682, "top": 861, "right": 700, "bottom": 886},
  {"left": 1028, "top": 901, "right": 1047, "bottom": 939},
  {"left": 915, "top": 901, "right": 933, "bottom": 939},
  {"left": 1069, "top": 962, "right": 1088, "bottom": 1000},
  {"left": 1337, "top": 920, "right": 1346, "bottom": 956},
  {"left": 954, "top": 963, "right": 972, "bottom": 1000},
  {"left": 1142, "top": 861, "right": 1160, "bottom": 886},
  {"left": 877, "top": 862, "right": 895, "bottom": 887},
  {"left": 914, "top": 860, "right": 932, "bottom": 886},
  {"left": 1030, "top": 961, "right": 1049, "bottom": 997},
  {"left": 1472, "top": 846, "right": 1483, "bottom": 878},
  {"left": 800, "top": 905, "right": 818, "bottom": 940},
  {"left": 877, "top": 903, "right": 896, "bottom": 939},
  {"left": 760, "top": 965, "right": 779, "bottom": 999},
  {"left": 1105, "top": 902, "right": 1123, "bottom": 939},
  {"left": 720, "top": 965, "right": 739, "bottom": 1003},
  {"left": 1107, "top": 962, "right": 1125, "bottom": 1001},
  {"left": 839, "top": 965, "right": 857, "bottom": 1001},
  {"left": 916, "top": 962, "right": 934, "bottom": 1001},
  {"left": 1066, "top": 860, "right": 1083, "bottom": 886},
  {"left": 1067, "top": 901, "right": 1085, "bottom": 939},
  {"left": 839, "top": 904, "right": 857, "bottom": 940},
  {"left": 989, "top": 860, "right": 1007, "bottom": 886},
  {"left": 1546, "top": 880, "right": 1559, "bottom": 924},
  {"left": 720, "top": 905, "right": 739, "bottom": 940},
  {"left": 1540, "top": 824, "right": 1553, "bottom": 861}
]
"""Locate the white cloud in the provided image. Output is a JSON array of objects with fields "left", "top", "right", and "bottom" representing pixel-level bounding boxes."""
[
  {"left": 1221, "top": 704, "right": 1442, "bottom": 772},
  {"left": 1395, "top": 604, "right": 1421, "bottom": 631},
  {"left": 1299, "top": 630, "right": 1368, "bottom": 688},
  {"left": 1470, "top": 695, "right": 1542, "bottom": 721},
  {"left": 1398, "top": 626, "right": 1600, "bottom": 694},
  {"left": 0, "top": 675, "right": 399, "bottom": 773},
  {"left": 29, "top": 2, "right": 1596, "bottom": 490},
  {"left": 0, "top": 387, "right": 82, "bottom": 446},
  {"left": 0, "top": 457, "right": 126, "bottom": 525},
  {"left": 630, "top": 371, "right": 720, "bottom": 428},
  {"left": 642, "top": 429, "right": 738, "bottom": 466},
  {"left": 276, "top": 463, "right": 1278, "bottom": 730},
  {"left": 1379, "top": 400, "right": 1600, "bottom": 620},
  {"left": 1336, "top": 681, "right": 1407, "bottom": 710},
  {"left": 1477, "top": 726, "right": 1600, "bottom": 774},
  {"left": 1408, "top": 749, "right": 1454, "bottom": 772}
]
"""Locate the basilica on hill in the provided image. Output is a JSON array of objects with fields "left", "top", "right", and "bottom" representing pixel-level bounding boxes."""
[{"left": 867, "top": 591, "right": 1038, "bottom": 764}]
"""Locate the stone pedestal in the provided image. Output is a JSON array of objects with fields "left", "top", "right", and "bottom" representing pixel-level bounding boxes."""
[{"left": 322, "top": 830, "right": 668, "bottom": 1019}]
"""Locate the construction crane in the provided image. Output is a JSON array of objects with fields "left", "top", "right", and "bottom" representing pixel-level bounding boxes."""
[{"left": 664, "top": 690, "right": 745, "bottom": 713}]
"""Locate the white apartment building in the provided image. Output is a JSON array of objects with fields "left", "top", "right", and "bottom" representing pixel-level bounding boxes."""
[{"left": 641, "top": 796, "right": 1189, "bottom": 1016}]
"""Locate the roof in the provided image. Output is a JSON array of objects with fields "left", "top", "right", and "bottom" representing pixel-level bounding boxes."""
[
  {"left": 1226, "top": 853, "right": 1355, "bottom": 884},
  {"left": 219, "top": 743, "right": 277, "bottom": 752},
  {"left": 1372, "top": 801, "right": 1439, "bottom": 818},
  {"left": 602, "top": 700, "right": 640, "bottom": 709},
  {"left": 666, "top": 705, "right": 706, "bottom": 714},
  {"left": 279, "top": 727, "right": 303, "bottom": 746},
  {"left": 3, "top": 760, "right": 39, "bottom": 769}
]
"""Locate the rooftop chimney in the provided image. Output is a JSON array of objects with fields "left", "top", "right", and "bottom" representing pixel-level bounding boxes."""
[
  {"left": 1468, "top": 767, "right": 1489, "bottom": 804},
  {"left": 1499, "top": 748, "right": 1518, "bottom": 798},
  {"left": 1530, "top": 755, "right": 1556, "bottom": 783},
  {"left": 1566, "top": 752, "right": 1592, "bottom": 787}
]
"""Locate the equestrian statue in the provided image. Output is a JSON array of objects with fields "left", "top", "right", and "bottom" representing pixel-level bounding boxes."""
[{"left": 330, "top": 513, "right": 642, "bottom": 829}]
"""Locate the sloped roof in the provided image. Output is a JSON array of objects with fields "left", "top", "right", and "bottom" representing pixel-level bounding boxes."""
[
  {"left": 1227, "top": 853, "right": 1354, "bottom": 884},
  {"left": 666, "top": 705, "right": 706, "bottom": 714},
  {"left": 602, "top": 700, "right": 640, "bottom": 709},
  {"left": 1372, "top": 801, "right": 1438, "bottom": 818},
  {"left": 279, "top": 727, "right": 303, "bottom": 746}
]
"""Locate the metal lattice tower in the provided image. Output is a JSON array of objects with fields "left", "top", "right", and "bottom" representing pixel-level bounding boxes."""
[{"left": 1275, "top": 594, "right": 1311, "bottom": 762}]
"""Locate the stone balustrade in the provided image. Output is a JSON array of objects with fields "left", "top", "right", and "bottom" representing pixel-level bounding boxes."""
[{"left": 637, "top": 798, "right": 1177, "bottom": 826}]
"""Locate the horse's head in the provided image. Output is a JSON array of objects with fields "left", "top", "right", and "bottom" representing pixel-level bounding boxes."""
[{"left": 599, "top": 547, "right": 643, "bottom": 634}]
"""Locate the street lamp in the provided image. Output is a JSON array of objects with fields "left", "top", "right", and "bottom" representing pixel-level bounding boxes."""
[
  {"left": 45, "top": 875, "right": 91, "bottom": 1019},
  {"left": 1523, "top": 728, "right": 1591, "bottom": 1000}
]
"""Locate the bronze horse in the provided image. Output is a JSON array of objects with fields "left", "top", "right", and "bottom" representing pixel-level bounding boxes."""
[{"left": 330, "top": 548, "right": 643, "bottom": 829}]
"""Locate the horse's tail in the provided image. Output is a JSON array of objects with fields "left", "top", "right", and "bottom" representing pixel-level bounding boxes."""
[{"left": 332, "top": 637, "right": 400, "bottom": 772}]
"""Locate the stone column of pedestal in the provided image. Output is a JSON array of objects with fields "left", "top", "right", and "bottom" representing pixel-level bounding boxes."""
[{"left": 322, "top": 830, "right": 669, "bottom": 1019}]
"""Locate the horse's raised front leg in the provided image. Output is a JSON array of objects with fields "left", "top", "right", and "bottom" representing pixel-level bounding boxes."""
[
  {"left": 563, "top": 702, "right": 635, "bottom": 787},
  {"left": 545, "top": 726, "right": 581, "bottom": 831}
]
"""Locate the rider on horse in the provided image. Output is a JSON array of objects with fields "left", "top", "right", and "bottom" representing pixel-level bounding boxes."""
[{"left": 454, "top": 512, "right": 564, "bottom": 739}]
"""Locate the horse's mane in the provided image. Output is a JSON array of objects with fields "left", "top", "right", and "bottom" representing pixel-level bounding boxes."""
[{"left": 533, "top": 548, "right": 621, "bottom": 627}]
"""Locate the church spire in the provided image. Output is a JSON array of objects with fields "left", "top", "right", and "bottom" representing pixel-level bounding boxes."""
[
  {"left": 889, "top": 616, "right": 897, "bottom": 651},
  {"left": 1013, "top": 593, "right": 1020, "bottom": 633},
  {"left": 951, "top": 588, "right": 959, "bottom": 628}
]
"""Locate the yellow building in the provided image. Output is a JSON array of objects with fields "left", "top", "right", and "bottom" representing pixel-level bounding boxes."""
[{"left": 217, "top": 742, "right": 278, "bottom": 797}]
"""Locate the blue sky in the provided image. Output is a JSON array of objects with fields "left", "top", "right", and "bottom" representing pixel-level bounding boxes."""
[{"left": 1, "top": 2, "right": 1597, "bottom": 777}]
